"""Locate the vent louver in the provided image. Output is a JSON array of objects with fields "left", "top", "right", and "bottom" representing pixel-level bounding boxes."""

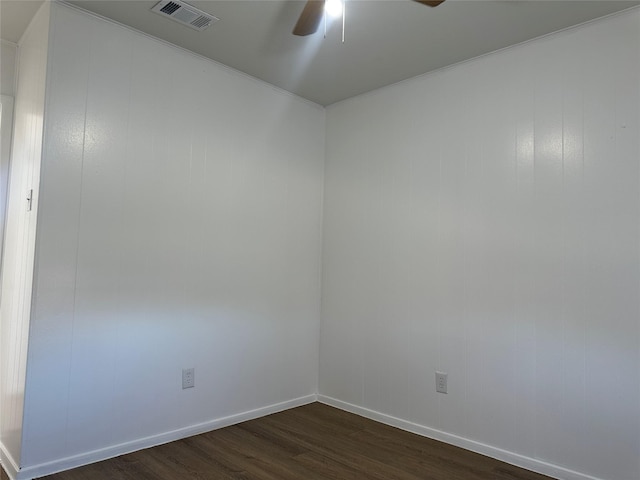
[
  {"left": 160, "top": 2, "right": 181, "bottom": 15},
  {"left": 151, "top": 0, "right": 219, "bottom": 31}
]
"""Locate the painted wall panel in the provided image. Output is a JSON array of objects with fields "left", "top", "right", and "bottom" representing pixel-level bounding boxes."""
[
  {"left": 21, "top": 3, "right": 324, "bottom": 470},
  {"left": 1, "top": 94, "right": 15, "bottom": 275},
  {"left": 0, "top": 41, "right": 17, "bottom": 97},
  {"left": 0, "top": 2, "right": 50, "bottom": 472},
  {"left": 321, "top": 9, "right": 640, "bottom": 480},
  {"left": 0, "top": 41, "right": 18, "bottom": 260}
]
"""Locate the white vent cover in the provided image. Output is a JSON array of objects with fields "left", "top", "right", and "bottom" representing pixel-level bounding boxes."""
[{"left": 151, "top": 0, "right": 219, "bottom": 31}]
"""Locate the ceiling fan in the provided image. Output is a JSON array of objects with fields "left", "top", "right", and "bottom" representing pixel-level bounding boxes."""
[{"left": 293, "top": 0, "right": 446, "bottom": 36}]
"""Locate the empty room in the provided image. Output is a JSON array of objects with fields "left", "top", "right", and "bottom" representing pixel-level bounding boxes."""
[{"left": 0, "top": 1, "right": 639, "bottom": 479}]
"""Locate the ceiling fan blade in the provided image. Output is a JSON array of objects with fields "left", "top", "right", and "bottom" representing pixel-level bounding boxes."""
[
  {"left": 414, "top": 0, "right": 446, "bottom": 6},
  {"left": 293, "top": 0, "right": 325, "bottom": 36}
]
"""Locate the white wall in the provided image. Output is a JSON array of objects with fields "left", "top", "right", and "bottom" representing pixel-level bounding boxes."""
[
  {"left": 320, "top": 9, "right": 640, "bottom": 480},
  {"left": 18, "top": 2, "right": 324, "bottom": 476},
  {"left": 1, "top": 41, "right": 19, "bottom": 273},
  {"left": 1, "top": 94, "right": 15, "bottom": 272},
  {"left": 0, "top": 41, "right": 17, "bottom": 97},
  {"left": 0, "top": 3, "right": 50, "bottom": 477}
]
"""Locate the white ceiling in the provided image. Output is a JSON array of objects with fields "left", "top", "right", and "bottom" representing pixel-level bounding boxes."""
[
  {"left": 1, "top": 0, "right": 45, "bottom": 43},
  {"left": 2, "top": 0, "right": 639, "bottom": 105}
]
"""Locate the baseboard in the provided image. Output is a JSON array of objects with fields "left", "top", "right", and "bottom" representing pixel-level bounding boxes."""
[
  {"left": 0, "top": 441, "right": 19, "bottom": 480},
  {"left": 317, "top": 395, "right": 604, "bottom": 480},
  {"left": 17, "top": 394, "right": 317, "bottom": 480}
]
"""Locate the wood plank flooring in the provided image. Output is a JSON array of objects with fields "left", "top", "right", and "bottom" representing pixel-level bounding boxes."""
[{"left": 19, "top": 403, "right": 552, "bottom": 480}]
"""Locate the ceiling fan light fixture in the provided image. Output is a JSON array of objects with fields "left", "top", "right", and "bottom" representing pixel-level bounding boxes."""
[{"left": 325, "top": 0, "right": 344, "bottom": 19}]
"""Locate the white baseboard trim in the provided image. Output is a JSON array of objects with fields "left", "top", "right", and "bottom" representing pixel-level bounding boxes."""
[
  {"left": 317, "top": 395, "right": 604, "bottom": 480},
  {"left": 0, "top": 442, "right": 19, "bottom": 480},
  {"left": 17, "top": 394, "right": 317, "bottom": 480}
]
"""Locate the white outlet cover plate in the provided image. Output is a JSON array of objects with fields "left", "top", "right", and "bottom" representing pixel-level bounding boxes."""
[
  {"left": 436, "top": 371, "right": 447, "bottom": 394},
  {"left": 182, "top": 368, "right": 195, "bottom": 389}
]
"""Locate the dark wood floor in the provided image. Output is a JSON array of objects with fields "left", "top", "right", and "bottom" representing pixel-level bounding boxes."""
[{"left": 13, "top": 402, "right": 552, "bottom": 480}]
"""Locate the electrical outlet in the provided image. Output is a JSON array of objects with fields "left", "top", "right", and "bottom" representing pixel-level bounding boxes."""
[
  {"left": 435, "top": 371, "right": 447, "bottom": 394},
  {"left": 182, "top": 368, "right": 195, "bottom": 389}
]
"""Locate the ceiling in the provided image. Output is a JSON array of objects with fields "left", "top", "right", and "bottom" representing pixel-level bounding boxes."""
[
  {"left": 1, "top": 0, "right": 45, "bottom": 43},
  {"left": 2, "top": 0, "right": 639, "bottom": 105}
]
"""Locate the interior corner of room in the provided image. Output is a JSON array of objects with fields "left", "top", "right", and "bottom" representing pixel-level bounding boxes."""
[{"left": 0, "top": 1, "right": 639, "bottom": 480}]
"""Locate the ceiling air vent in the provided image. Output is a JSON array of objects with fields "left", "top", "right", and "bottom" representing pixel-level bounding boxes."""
[{"left": 151, "top": 0, "right": 219, "bottom": 31}]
